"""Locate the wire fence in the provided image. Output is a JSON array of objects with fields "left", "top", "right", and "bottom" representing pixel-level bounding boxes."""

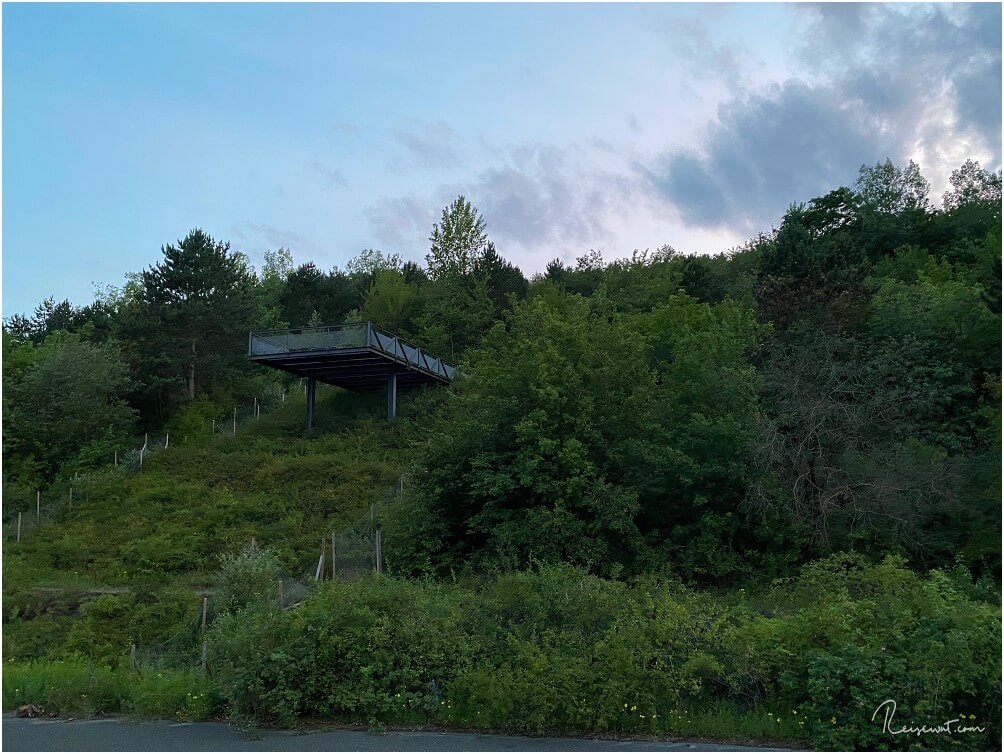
[
  {"left": 2, "top": 385, "right": 307, "bottom": 544},
  {"left": 5, "top": 386, "right": 410, "bottom": 673}
]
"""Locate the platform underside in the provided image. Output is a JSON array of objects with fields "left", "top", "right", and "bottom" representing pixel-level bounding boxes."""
[{"left": 250, "top": 347, "right": 448, "bottom": 392}]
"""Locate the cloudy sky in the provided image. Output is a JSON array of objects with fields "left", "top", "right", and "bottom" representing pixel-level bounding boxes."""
[{"left": 2, "top": 2, "right": 1000, "bottom": 315}]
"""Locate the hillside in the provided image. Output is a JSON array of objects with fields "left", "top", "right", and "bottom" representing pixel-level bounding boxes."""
[
  {"left": 3, "top": 162, "right": 1002, "bottom": 749},
  {"left": 4, "top": 385, "right": 421, "bottom": 662}
]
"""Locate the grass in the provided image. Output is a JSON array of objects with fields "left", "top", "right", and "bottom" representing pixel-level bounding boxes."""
[
  {"left": 3, "top": 661, "right": 223, "bottom": 720},
  {"left": 2, "top": 661, "right": 805, "bottom": 746}
]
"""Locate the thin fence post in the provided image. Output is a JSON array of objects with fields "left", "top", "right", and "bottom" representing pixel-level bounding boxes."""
[
  {"left": 139, "top": 446, "right": 144, "bottom": 469},
  {"left": 165, "top": 432, "right": 169, "bottom": 449},
  {"left": 331, "top": 531, "right": 336, "bottom": 580},
  {"left": 375, "top": 524, "right": 383, "bottom": 575},
  {"left": 201, "top": 596, "right": 209, "bottom": 631},
  {"left": 36, "top": 491, "right": 40, "bottom": 522},
  {"left": 233, "top": 407, "right": 237, "bottom": 436},
  {"left": 314, "top": 539, "right": 325, "bottom": 581},
  {"left": 114, "top": 449, "right": 118, "bottom": 466},
  {"left": 130, "top": 643, "right": 138, "bottom": 674},
  {"left": 278, "top": 578, "right": 284, "bottom": 608},
  {"left": 17, "top": 512, "right": 22, "bottom": 543}
]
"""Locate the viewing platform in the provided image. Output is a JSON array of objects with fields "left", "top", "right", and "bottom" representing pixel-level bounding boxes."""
[{"left": 248, "top": 322, "right": 457, "bottom": 426}]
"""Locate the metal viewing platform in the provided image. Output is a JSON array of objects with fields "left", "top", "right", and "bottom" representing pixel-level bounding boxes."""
[{"left": 248, "top": 322, "right": 457, "bottom": 427}]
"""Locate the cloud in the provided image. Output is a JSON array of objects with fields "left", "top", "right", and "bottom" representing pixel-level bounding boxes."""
[
  {"left": 393, "top": 122, "right": 460, "bottom": 169},
  {"left": 231, "top": 221, "right": 309, "bottom": 253},
  {"left": 650, "top": 2, "right": 1001, "bottom": 230},
  {"left": 307, "top": 160, "right": 348, "bottom": 189},
  {"left": 364, "top": 195, "right": 435, "bottom": 250},
  {"left": 369, "top": 141, "right": 646, "bottom": 248},
  {"left": 649, "top": 80, "right": 891, "bottom": 229}
]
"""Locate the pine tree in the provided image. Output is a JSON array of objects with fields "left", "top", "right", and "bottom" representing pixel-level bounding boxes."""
[{"left": 137, "top": 228, "right": 255, "bottom": 401}]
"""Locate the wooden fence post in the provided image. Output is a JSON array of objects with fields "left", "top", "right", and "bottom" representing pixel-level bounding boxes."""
[
  {"left": 201, "top": 596, "right": 209, "bottom": 631},
  {"left": 278, "top": 578, "right": 284, "bottom": 608},
  {"left": 114, "top": 449, "right": 118, "bottom": 467},
  {"left": 36, "top": 491, "right": 40, "bottom": 522},
  {"left": 17, "top": 512, "right": 22, "bottom": 543},
  {"left": 233, "top": 407, "right": 237, "bottom": 436},
  {"left": 130, "top": 643, "right": 138, "bottom": 674},
  {"left": 165, "top": 432, "right": 169, "bottom": 449}
]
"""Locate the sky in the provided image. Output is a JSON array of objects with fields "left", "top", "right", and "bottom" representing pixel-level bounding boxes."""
[{"left": 2, "top": 1, "right": 1001, "bottom": 316}]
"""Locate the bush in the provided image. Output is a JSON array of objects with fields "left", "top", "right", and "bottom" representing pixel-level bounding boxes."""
[
  {"left": 214, "top": 543, "right": 282, "bottom": 615},
  {"left": 207, "top": 560, "right": 999, "bottom": 749},
  {"left": 718, "top": 555, "right": 1001, "bottom": 750}
]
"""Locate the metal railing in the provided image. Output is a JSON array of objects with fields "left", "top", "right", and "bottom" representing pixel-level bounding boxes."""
[{"left": 249, "top": 322, "right": 457, "bottom": 382}]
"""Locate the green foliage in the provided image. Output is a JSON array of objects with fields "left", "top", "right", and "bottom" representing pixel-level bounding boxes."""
[
  {"left": 719, "top": 555, "right": 1000, "bottom": 751},
  {"left": 2, "top": 160, "right": 1000, "bottom": 749},
  {"left": 3, "top": 661, "right": 222, "bottom": 720},
  {"left": 207, "top": 560, "right": 998, "bottom": 749},
  {"left": 215, "top": 544, "right": 282, "bottom": 615},
  {"left": 361, "top": 270, "right": 418, "bottom": 333},
  {"left": 3, "top": 331, "right": 136, "bottom": 480},
  {"left": 427, "top": 195, "right": 488, "bottom": 279}
]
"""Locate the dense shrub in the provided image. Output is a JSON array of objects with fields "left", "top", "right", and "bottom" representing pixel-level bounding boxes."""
[{"left": 208, "top": 559, "right": 999, "bottom": 749}]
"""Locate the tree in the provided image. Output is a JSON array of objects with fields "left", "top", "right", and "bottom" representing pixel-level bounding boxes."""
[
  {"left": 134, "top": 229, "right": 255, "bottom": 402},
  {"left": 413, "top": 294, "right": 656, "bottom": 573},
  {"left": 2, "top": 332, "right": 136, "bottom": 479},
  {"left": 427, "top": 196, "right": 487, "bottom": 278},
  {"left": 942, "top": 160, "right": 1002, "bottom": 212},
  {"left": 361, "top": 270, "right": 418, "bottom": 333},
  {"left": 856, "top": 159, "right": 930, "bottom": 214},
  {"left": 473, "top": 241, "right": 528, "bottom": 315}
]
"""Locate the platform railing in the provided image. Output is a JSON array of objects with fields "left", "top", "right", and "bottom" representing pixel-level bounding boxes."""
[{"left": 249, "top": 322, "right": 456, "bottom": 382}]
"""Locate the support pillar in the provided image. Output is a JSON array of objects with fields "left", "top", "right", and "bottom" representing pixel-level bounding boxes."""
[
  {"left": 387, "top": 371, "right": 397, "bottom": 420},
  {"left": 306, "top": 377, "right": 316, "bottom": 430}
]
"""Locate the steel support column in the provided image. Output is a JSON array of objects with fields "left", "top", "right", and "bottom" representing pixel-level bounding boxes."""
[
  {"left": 387, "top": 371, "right": 397, "bottom": 420},
  {"left": 306, "top": 377, "right": 316, "bottom": 430}
]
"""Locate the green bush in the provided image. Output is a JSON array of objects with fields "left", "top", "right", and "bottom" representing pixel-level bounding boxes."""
[
  {"left": 718, "top": 555, "right": 1001, "bottom": 750},
  {"left": 215, "top": 543, "right": 281, "bottom": 615},
  {"left": 207, "top": 560, "right": 998, "bottom": 749}
]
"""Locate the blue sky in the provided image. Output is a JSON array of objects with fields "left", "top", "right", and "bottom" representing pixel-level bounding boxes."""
[{"left": 2, "top": 2, "right": 1000, "bottom": 316}]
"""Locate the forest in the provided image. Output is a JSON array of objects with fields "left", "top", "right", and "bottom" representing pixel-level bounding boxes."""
[{"left": 2, "top": 158, "right": 1001, "bottom": 750}]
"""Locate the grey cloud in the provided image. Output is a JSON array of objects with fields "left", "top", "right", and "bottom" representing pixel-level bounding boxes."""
[
  {"left": 457, "top": 145, "right": 635, "bottom": 248},
  {"left": 231, "top": 221, "right": 309, "bottom": 252},
  {"left": 651, "top": 80, "right": 889, "bottom": 229},
  {"left": 367, "top": 144, "right": 641, "bottom": 253},
  {"left": 394, "top": 122, "right": 460, "bottom": 169},
  {"left": 365, "top": 195, "right": 435, "bottom": 250},
  {"left": 652, "top": 2, "right": 1001, "bottom": 230}
]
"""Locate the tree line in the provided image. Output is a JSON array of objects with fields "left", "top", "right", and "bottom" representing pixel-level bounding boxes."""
[{"left": 3, "top": 159, "right": 1000, "bottom": 582}]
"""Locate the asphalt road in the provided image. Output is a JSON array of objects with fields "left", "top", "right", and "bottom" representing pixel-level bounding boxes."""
[{"left": 2, "top": 716, "right": 781, "bottom": 752}]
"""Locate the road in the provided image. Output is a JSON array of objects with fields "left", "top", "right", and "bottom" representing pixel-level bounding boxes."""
[{"left": 2, "top": 716, "right": 781, "bottom": 752}]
